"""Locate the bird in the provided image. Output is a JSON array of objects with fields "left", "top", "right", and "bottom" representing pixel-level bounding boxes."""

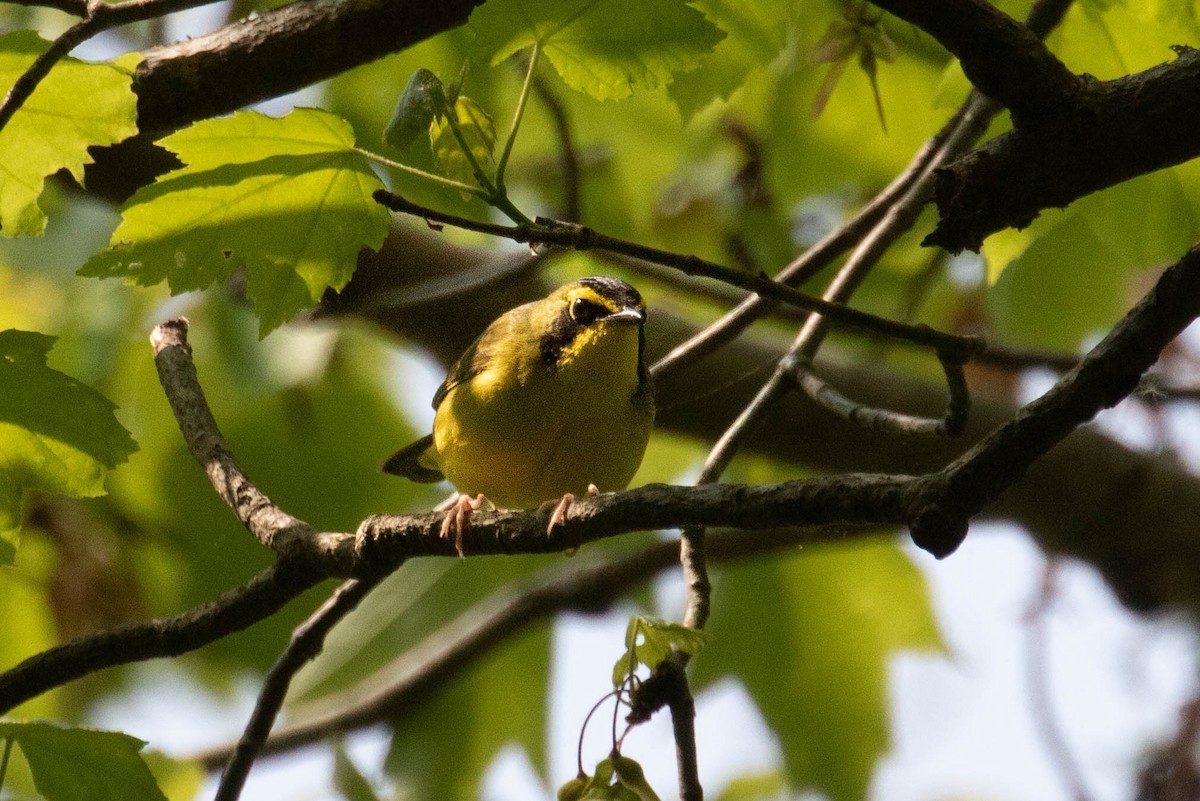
[{"left": 383, "top": 276, "right": 655, "bottom": 553}]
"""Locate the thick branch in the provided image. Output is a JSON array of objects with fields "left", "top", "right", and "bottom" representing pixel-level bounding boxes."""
[
  {"left": 910, "top": 242, "right": 1200, "bottom": 554},
  {"left": 869, "top": 0, "right": 1080, "bottom": 118},
  {"left": 927, "top": 46, "right": 1200, "bottom": 252},
  {"left": 133, "top": 0, "right": 481, "bottom": 135}
]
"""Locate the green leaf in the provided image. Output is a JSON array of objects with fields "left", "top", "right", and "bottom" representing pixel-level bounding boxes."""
[
  {"left": 713, "top": 772, "right": 788, "bottom": 801},
  {"left": 611, "top": 754, "right": 663, "bottom": 801},
  {"left": 385, "top": 624, "right": 551, "bottom": 800},
  {"left": 692, "top": 539, "right": 944, "bottom": 801},
  {"left": 666, "top": 0, "right": 795, "bottom": 119},
  {"left": 0, "top": 329, "right": 137, "bottom": 563},
  {"left": 0, "top": 32, "right": 138, "bottom": 237},
  {"left": 430, "top": 96, "right": 496, "bottom": 187},
  {"left": 470, "top": 0, "right": 725, "bottom": 101},
  {"left": 0, "top": 721, "right": 166, "bottom": 801},
  {"left": 612, "top": 615, "right": 708, "bottom": 686},
  {"left": 384, "top": 68, "right": 448, "bottom": 151},
  {"left": 332, "top": 741, "right": 384, "bottom": 801},
  {"left": 79, "top": 109, "right": 389, "bottom": 335}
]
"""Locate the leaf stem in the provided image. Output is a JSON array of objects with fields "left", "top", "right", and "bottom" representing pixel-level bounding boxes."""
[
  {"left": 439, "top": 106, "right": 537, "bottom": 227},
  {"left": 355, "top": 148, "right": 486, "bottom": 196},
  {"left": 495, "top": 41, "right": 540, "bottom": 187},
  {"left": 442, "top": 106, "right": 498, "bottom": 196}
]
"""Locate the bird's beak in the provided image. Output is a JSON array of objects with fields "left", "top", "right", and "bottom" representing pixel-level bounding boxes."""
[{"left": 605, "top": 307, "right": 645, "bottom": 324}]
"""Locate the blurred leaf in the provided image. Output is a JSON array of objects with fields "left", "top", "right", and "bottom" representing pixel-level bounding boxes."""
[
  {"left": 0, "top": 32, "right": 138, "bottom": 237},
  {"left": 470, "top": 0, "right": 725, "bottom": 101},
  {"left": 692, "top": 538, "right": 944, "bottom": 801},
  {"left": 0, "top": 534, "right": 63, "bottom": 720},
  {"left": 713, "top": 771, "right": 788, "bottom": 801},
  {"left": 333, "top": 742, "right": 384, "bottom": 801},
  {"left": 666, "top": 0, "right": 795, "bottom": 119},
  {"left": 142, "top": 751, "right": 204, "bottom": 801},
  {"left": 987, "top": 169, "right": 1198, "bottom": 350},
  {"left": 0, "top": 329, "right": 137, "bottom": 562},
  {"left": 384, "top": 68, "right": 448, "bottom": 151},
  {"left": 612, "top": 614, "right": 707, "bottom": 686},
  {"left": 430, "top": 96, "right": 496, "bottom": 187},
  {"left": 0, "top": 721, "right": 166, "bottom": 801},
  {"left": 79, "top": 109, "right": 389, "bottom": 335},
  {"left": 385, "top": 624, "right": 551, "bottom": 800}
]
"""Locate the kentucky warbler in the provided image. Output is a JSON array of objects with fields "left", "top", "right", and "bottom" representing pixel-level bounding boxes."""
[{"left": 384, "top": 276, "right": 655, "bottom": 546}]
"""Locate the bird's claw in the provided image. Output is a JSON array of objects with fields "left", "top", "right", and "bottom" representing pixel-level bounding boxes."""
[
  {"left": 439, "top": 493, "right": 489, "bottom": 557},
  {"left": 546, "top": 484, "right": 600, "bottom": 535}
]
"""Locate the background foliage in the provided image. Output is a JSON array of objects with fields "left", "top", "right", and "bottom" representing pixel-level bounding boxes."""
[{"left": 2, "top": 0, "right": 1199, "bottom": 800}]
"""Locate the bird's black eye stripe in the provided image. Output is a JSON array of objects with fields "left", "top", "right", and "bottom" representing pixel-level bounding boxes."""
[{"left": 569, "top": 296, "right": 607, "bottom": 326}]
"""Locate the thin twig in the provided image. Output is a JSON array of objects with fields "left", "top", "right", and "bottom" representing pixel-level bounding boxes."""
[
  {"left": 0, "top": 0, "right": 223, "bottom": 137},
  {"left": 790, "top": 350, "right": 970, "bottom": 437},
  {"left": 215, "top": 576, "right": 382, "bottom": 801},
  {"left": 371, "top": 190, "right": 982, "bottom": 360},
  {"left": 650, "top": 98, "right": 977, "bottom": 380},
  {"left": 664, "top": 663, "right": 702, "bottom": 801}
]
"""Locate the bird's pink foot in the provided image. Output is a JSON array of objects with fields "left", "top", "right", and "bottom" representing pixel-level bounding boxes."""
[
  {"left": 438, "top": 493, "right": 489, "bottom": 557},
  {"left": 546, "top": 484, "right": 600, "bottom": 535}
]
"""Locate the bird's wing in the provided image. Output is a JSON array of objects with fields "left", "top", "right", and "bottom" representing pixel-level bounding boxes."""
[
  {"left": 431, "top": 314, "right": 511, "bottom": 410},
  {"left": 381, "top": 433, "right": 443, "bottom": 482}
]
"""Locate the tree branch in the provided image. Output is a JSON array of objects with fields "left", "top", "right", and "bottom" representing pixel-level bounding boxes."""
[
  {"left": 927, "top": 46, "right": 1200, "bottom": 252},
  {"left": 151, "top": 320, "right": 321, "bottom": 560},
  {"left": 0, "top": 562, "right": 321, "bottom": 716},
  {"left": 192, "top": 525, "right": 842, "bottom": 765},
  {"left": 0, "top": 0, "right": 223, "bottom": 138},
  {"left": 370, "top": 191, "right": 984, "bottom": 361},
  {"left": 214, "top": 576, "right": 381, "bottom": 801},
  {"left": 869, "top": 0, "right": 1080, "bottom": 119},
  {"left": 132, "top": 0, "right": 481, "bottom": 135},
  {"left": 5, "top": 233, "right": 1199, "bottom": 716}
]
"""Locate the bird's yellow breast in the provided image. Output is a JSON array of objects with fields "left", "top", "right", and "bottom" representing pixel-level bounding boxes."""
[{"left": 432, "top": 318, "right": 652, "bottom": 509}]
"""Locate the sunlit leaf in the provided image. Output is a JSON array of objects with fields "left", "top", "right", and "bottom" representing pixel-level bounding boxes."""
[
  {"left": 0, "top": 329, "right": 137, "bottom": 562},
  {"left": 0, "top": 721, "right": 166, "bottom": 801},
  {"left": 0, "top": 32, "right": 138, "bottom": 237},
  {"left": 470, "top": 0, "right": 725, "bottom": 101},
  {"left": 78, "top": 109, "right": 388, "bottom": 334},
  {"left": 430, "top": 96, "right": 496, "bottom": 187}
]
